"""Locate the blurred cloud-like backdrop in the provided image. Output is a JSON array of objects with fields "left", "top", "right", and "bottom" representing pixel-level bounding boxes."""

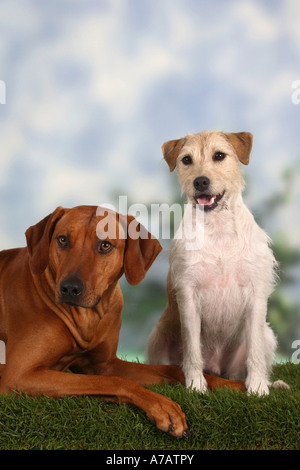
[{"left": 0, "top": 0, "right": 299, "bottom": 363}]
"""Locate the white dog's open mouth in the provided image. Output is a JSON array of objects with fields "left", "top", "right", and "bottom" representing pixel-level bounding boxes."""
[{"left": 195, "top": 191, "right": 225, "bottom": 211}]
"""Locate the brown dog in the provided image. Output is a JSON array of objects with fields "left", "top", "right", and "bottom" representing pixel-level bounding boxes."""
[{"left": 0, "top": 205, "right": 245, "bottom": 437}]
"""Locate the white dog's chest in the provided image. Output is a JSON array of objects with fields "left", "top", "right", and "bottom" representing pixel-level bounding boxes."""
[
  {"left": 192, "top": 254, "right": 252, "bottom": 289},
  {"left": 175, "top": 242, "right": 255, "bottom": 344},
  {"left": 192, "top": 254, "right": 250, "bottom": 316}
]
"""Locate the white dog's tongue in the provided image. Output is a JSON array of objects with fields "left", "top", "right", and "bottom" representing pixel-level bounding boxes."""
[{"left": 197, "top": 195, "right": 216, "bottom": 206}]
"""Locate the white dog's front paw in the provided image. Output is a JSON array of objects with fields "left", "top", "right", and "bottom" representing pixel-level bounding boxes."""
[
  {"left": 246, "top": 376, "right": 269, "bottom": 396},
  {"left": 185, "top": 371, "right": 208, "bottom": 393}
]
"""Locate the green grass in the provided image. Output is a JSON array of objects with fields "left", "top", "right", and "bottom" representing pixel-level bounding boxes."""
[{"left": 0, "top": 363, "right": 299, "bottom": 450}]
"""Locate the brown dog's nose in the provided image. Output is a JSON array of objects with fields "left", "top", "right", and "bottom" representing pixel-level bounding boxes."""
[
  {"left": 194, "top": 176, "right": 210, "bottom": 192},
  {"left": 60, "top": 277, "right": 84, "bottom": 302}
]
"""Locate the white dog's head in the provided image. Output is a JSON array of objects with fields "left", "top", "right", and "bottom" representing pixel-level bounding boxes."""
[{"left": 162, "top": 130, "right": 253, "bottom": 212}]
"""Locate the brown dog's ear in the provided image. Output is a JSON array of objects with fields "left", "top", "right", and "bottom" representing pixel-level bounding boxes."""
[
  {"left": 162, "top": 138, "right": 185, "bottom": 172},
  {"left": 225, "top": 132, "right": 253, "bottom": 165},
  {"left": 123, "top": 215, "right": 162, "bottom": 286},
  {"left": 25, "top": 206, "right": 66, "bottom": 275}
]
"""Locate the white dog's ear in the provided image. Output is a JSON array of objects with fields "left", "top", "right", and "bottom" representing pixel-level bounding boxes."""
[
  {"left": 225, "top": 132, "right": 253, "bottom": 165},
  {"left": 162, "top": 138, "right": 185, "bottom": 171}
]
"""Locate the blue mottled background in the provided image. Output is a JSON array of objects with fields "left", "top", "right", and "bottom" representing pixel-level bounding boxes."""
[{"left": 0, "top": 0, "right": 299, "bottom": 363}]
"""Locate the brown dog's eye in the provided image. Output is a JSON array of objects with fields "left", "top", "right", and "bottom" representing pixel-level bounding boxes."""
[
  {"left": 182, "top": 155, "right": 192, "bottom": 165},
  {"left": 56, "top": 235, "right": 69, "bottom": 248},
  {"left": 213, "top": 151, "right": 226, "bottom": 161},
  {"left": 98, "top": 240, "right": 113, "bottom": 254}
]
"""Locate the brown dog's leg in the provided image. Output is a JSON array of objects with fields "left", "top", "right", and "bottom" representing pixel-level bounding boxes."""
[
  {"left": 3, "top": 368, "right": 188, "bottom": 438},
  {"left": 98, "top": 358, "right": 185, "bottom": 386},
  {"left": 204, "top": 373, "right": 246, "bottom": 391},
  {"left": 93, "top": 358, "right": 245, "bottom": 391}
]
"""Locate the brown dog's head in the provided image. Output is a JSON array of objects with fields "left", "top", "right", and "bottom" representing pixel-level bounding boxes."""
[{"left": 25, "top": 206, "right": 162, "bottom": 308}]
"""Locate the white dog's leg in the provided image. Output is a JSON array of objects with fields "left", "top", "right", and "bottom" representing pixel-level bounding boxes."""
[
  {"left": 245, "top": 297, "right": 274, "bottom": 396},
  {"left": 177, "top": 287, "right": 207, "bottom": 393}
]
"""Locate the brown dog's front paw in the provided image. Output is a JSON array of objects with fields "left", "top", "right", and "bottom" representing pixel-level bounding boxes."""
[{"left": 147, "top": 394, "right": 189, "bottom": 438}]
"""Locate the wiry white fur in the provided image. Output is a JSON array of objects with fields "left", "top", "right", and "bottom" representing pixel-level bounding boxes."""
[{"left": 147, "top": 130, "right": 289, "bottom": 395}]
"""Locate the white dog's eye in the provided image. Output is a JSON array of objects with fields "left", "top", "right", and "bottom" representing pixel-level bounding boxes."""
[
  {"left": 182, "top": 155, "right": 193, "bottom": 165},
  {"left": 213, "top": 151, "right": 226, "bottom": 161}
]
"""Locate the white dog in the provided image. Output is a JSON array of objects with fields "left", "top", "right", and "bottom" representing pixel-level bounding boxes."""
[{"left": 147, "top": 130, "right": 289, "bottom": 395}]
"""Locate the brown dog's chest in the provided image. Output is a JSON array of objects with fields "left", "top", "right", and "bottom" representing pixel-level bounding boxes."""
[{"left": 71, "top": 308, "right": 103, "bottom": 343}]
